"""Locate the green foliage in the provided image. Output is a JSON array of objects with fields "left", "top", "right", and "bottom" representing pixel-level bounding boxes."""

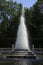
[
  {"left": 0, "top": 0, "right": 22, "bottom": 47},
  {"left": 29, "top": 2, "right": 43, "bottom": 48},
  {"left": 0, "top": 0, "right": 43, "bottom": 48},
  {"left": 25, "top": 1, "right": 43, "bottom": 48},
  {"left": 38, "top": 0, "right": 43, "bottom": 2}
]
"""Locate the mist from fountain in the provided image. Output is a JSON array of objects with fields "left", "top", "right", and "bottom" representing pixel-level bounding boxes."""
[{"left": 15, "top": 6, "right": 30, "bottom": 51}]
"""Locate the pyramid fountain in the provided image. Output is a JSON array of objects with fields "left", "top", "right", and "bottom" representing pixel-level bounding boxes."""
[
  {"left": 15, "top": 7, "right": 30, "bottom": 51},
  {"left": 7, "top": 7, "right": 36, "bottom": 59}
]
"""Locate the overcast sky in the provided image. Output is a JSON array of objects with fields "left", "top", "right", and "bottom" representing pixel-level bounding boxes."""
[{"left": 13, "top": 0, "right": 37, "bottom": 8}]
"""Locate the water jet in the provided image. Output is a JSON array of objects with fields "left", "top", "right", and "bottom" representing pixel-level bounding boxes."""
[{"left": 7, "top": 6, "right": 36, "bottom": 59}]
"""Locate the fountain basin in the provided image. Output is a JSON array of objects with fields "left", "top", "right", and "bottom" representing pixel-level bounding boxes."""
[{"left": 6, "top": 51, "right": 36, "bottom": 59}]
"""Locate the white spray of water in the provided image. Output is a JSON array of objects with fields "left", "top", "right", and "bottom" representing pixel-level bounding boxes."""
[{"left": 15, "top": 7, "right": 30, "bottom": 51}]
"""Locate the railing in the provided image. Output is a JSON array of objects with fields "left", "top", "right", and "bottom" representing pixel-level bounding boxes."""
[
  {"left": 0, "top": 48, "right": 12, "bottom": 53},
  {"left": 0, "top": 48, "right": 43, "bottom": 54},
  {"left": 32, "top": 48, "right": 43, "bottom": 54},
  {"left": 0, "top": 48, "right": 12, "bottom": 50}
]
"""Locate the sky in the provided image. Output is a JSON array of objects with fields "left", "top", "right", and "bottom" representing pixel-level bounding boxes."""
[{"left": 13, "top": 0, "right": 37, "bottom": 8}]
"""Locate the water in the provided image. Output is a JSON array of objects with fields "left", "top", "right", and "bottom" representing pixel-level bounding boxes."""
[
  {"left": 15, "top": 7, "right": 30, "bottom": 51},
  {"left": 0, "top": 59, "right": 43, "bottom": 65}
]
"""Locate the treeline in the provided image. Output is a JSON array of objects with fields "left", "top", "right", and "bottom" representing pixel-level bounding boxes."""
[{"left": 0, "top": 0, "right": 43, "bottom": 48}]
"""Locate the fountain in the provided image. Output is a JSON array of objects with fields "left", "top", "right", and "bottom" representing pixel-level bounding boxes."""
[
  {"left": 7, "top": 6, "right": 36, "bottom": 59},
  {"left": 15, "top": 6, "right": 30, "bottom": 51}
]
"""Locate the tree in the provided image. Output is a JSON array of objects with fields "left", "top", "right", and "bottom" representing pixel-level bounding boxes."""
[
  {"left": 30, "top": 2, "right": 43, "bottom": 48},
  {"left": 0, "top": 0, "right": 22, "bottom": 48}
]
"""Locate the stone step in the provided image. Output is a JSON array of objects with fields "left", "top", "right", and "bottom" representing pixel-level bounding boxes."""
[{"left": 7, "top": 54, "right": 36, "bottom": 59}]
